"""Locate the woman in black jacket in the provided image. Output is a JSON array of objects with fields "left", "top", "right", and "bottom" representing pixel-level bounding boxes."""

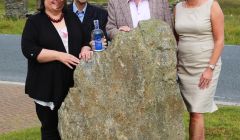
[{"left": 21, "top": 0, "right": 92, "bottom": 139}]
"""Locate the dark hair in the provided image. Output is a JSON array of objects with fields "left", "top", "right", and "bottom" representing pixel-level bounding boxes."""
[{"left": 38, "top": 0, "right": 67, "bottom": 12}]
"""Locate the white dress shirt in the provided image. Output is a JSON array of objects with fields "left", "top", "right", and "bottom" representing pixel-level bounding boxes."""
[
  {"left": 129, "top": 0, "right": 151, "bottom": 28},
  {"left": 73, "top": 2, "right": 87, "bottom": 22}
]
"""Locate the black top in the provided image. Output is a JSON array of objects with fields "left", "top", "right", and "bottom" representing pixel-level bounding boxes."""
[
  {"left": 68, "top": 3, "right": 108, "bottom": 43},
  {"left": 21, "top": 9, "right": 87, "bottom": 108}
]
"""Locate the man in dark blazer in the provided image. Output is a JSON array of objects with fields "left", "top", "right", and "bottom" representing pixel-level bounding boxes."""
[{"left": 68, "top": 0, "right": 108, "bottom": 44}]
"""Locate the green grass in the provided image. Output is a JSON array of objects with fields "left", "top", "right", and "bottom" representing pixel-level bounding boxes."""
[
  {"left": 0, "top": 0, "right": 239, "bottom": 44},
  {"left": 219, "top": 0, "right": 240, "bottom": 16},
  {"left": 224, "top": 15, "right": 240, "bottom": 45},
  {"left": 0, "top": 19, "right": 26, "bottom": 34},
  {"left": 0, "top": 0, "right": 27, "bottom": 34},
  {"left": 205, "top": 106, "right": 240, "bottom": 140},
  {"left": 0, "top": 127, "right": 40, "bottom": 140},
  {"left": 0, "top": 106, "right": 239, "bottom": 140},
  {"left": 219, "top": 0, "right": 240, "bottom": 45},
  {"left": 184, "top": 106, "right": 240, "bottom": 140}
]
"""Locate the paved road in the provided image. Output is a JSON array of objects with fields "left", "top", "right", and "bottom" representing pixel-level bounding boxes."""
[
  {"left": 0, "top": 34, "right": 240, "bottom": 103},
  {"left": 215, "top": 46, "right": 240, "bottom": 103},
  {"left": 0, "top": 34, "right": 26, "bottom": 82}
]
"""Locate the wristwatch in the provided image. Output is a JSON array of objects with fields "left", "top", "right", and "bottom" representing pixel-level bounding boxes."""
[{"left": 208, "top": 64, "right": 215, "bottom": 70}]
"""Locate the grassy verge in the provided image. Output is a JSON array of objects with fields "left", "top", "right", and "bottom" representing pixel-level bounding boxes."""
[
  {"left": 219, "top": 0, "right": 240, "bottom": 45},
  {"left": 0, "top": 106, "right": 239, "bottom": 140},
  {"left": 0, "top": 19, "right": 26, "bottom": 34},
  {"left": 0, "top": 127, "right": 40, "bottom": 140},
  {"left": 184, "top": 106, "right": 240, "bottom": 139},
  {"left": 0, "top": 0, "right": 35, "bottom": 34},
  {"left": 224, "top": 16, "right": 240, "bottom": 45}
]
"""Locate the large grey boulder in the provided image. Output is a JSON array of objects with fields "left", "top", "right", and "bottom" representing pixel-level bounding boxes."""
[{"left": 58, "top": 19, "right": 185, "bottom": 140}]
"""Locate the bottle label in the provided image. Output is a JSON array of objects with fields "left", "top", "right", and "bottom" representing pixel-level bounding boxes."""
[{"left": 94, "top": 39, "right": 103, "bottom": 51}]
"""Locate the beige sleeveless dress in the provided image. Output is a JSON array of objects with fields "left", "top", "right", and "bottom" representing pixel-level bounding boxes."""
[{"left": 175, "top": 0, "right": 221, "bottom": 113}]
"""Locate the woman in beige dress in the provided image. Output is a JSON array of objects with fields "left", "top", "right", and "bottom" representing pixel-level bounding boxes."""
[{"left": 174, "top": 0, "right": 224, "bottom": 139}]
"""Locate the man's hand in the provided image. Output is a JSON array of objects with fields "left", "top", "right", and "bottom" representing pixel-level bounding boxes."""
[
  {"left": 119, "top": 26, "right": 131, "bottom": 32},
  {"left": 90, "top": 37, "right": 108, "bottom": 50}
]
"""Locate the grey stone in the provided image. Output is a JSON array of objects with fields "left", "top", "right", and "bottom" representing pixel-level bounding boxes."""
[
  {"left": 58, "top": 19, "right": 185, "bottom": 140},
  {"left": 5, "top": 0, "right": 27, "bottom": 18}
]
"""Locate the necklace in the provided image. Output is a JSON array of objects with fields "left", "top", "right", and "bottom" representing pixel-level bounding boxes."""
[{"left": 47, "top": 13, "right": 64, "bottom": 23}]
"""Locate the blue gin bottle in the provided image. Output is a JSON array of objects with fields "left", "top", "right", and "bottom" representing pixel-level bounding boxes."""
[{"left": 91, "top": 20, "right": 104, "bottom": 52}]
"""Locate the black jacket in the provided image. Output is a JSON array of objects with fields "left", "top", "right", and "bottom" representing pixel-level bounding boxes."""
[
  {"left": 68, "top": 3, "right": 108, "bottom": 43},
  {"left": 21, "top": 9, "right": 87, "bottom": 108}
]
